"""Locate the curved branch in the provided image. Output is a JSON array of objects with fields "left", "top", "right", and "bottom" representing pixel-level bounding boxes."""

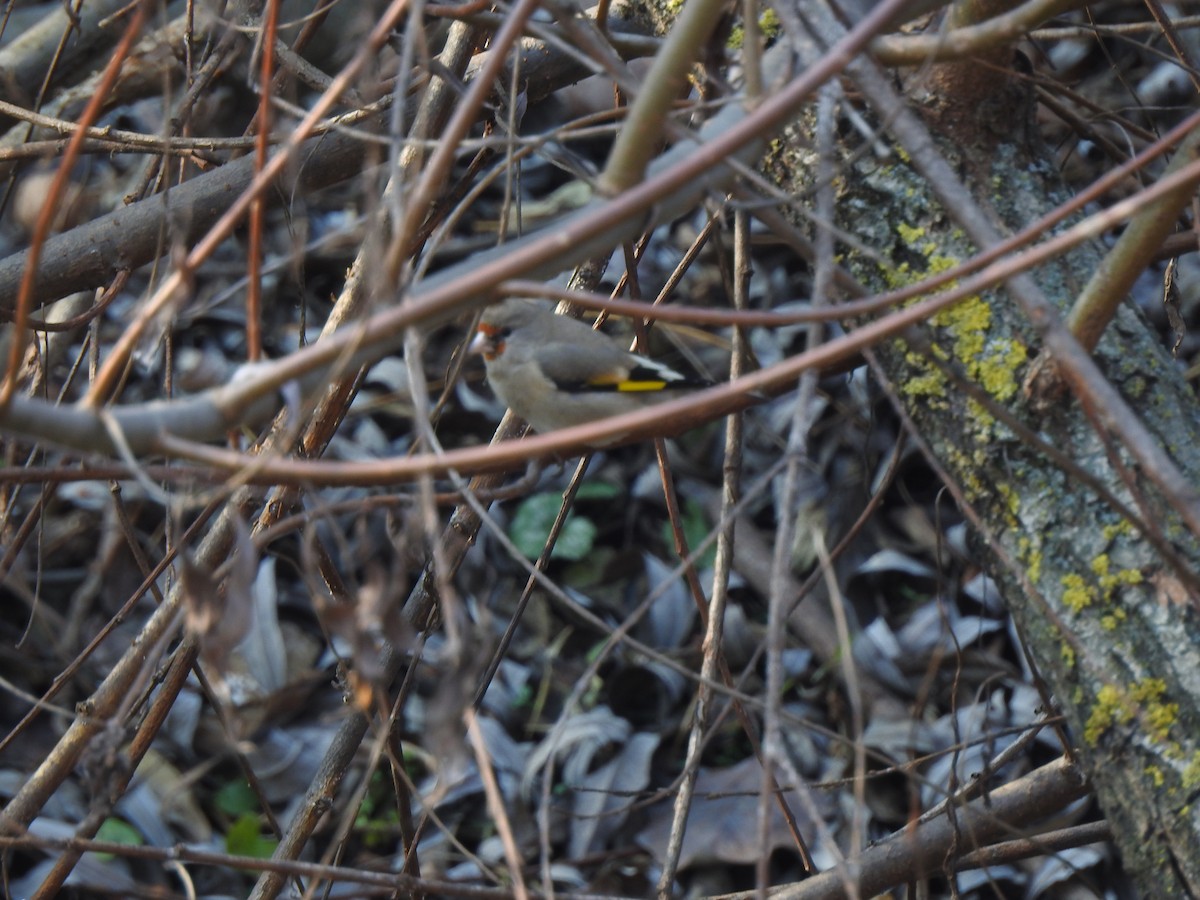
[
  {"left": 775, "top": 757, "right": 1090, "bottom": 900},
  {"left": 870, "top": 0, "right": 1084, "bottom": 66}
]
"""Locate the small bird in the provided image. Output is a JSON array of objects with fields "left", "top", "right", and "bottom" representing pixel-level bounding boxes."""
[{"left": 469, "top": 298, "right": 710, "bottom": 433}]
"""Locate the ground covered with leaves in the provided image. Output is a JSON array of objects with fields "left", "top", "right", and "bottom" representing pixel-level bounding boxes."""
[{"left": 2, "top": 0, "right": 1199, "bottom": 897}]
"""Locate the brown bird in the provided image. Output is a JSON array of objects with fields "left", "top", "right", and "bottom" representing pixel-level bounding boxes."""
[{"left": 470, "top": 299, "right": 710, "bottom": 433}]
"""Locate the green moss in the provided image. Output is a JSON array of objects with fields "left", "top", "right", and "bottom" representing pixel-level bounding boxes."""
[
  {"left": 1086, "top": 684, "right": 1128, "bottom": 743},
  {"left": 928, "top": 295, "right": 1029, "bottom": 405},
  {"left": 1092, "top": 555, "right": 1143, "bottom": 594},
  {"left": 1182, "top": 752, "right": 1200, "bottom": 791},
  {"left": 977, "top": 338, "right": 1028, "bottom": 401},
  {"left": 1100, "top": 607, "right": 1127, "bottom": 630},
  {"left": 1061, "top": 572, "right": 1094, "bottom": 613},
  {"left": 1102, "top": 520, "right": 1135, "bottom": 542},
  {"left": 902, "top": 368, "right": 950, "bottom": 402},
  {"left": 896, "top": 222, "right": 926, "bottom": 245},
  {"left": 1147, "top": 765, "right": 1165, "bottom": 787},
  {"left": 1061, "top": 642, "right": 1075, "bottom": 668},
  {"left": 933, "top": 292, "right": 988, "bottom": 352},
  {"left": 996, "top": 483, "right": 1020, "bottom": 523},
  {"left": 883, "top": 260, "right": 914, "bottom": 290},
  {"left": 879, "top": 222, "right": 1040, "bottom": 520},
  {"left": 1018, "top": 536, "right": 1043, "bottom": 584},
  {"left": 1131, "top": 678, "right": 1177, "bottom": 742},
  {"left": 1061, "top": 554, "right": 1142, "bottom": 619},
  {"left": 942, "top": 443, "right": 988, "bottom": 500},
  {"left": 884, "top": 229, "right": 1029, "bottom": 420},
  {"left": 1088, "top": 678, "right": 1178, "bottom": 745},
  {"left": 1113, "top": 567, "right": 1144, "bottom": 587},
  {"left": 1146, "top": 700, "right": 1180, "bottom": 742},
  {"left": 758, "top": 7, "right": 780, "bottom": 37},
  {"left": 897, "top": 338, "right": 953, "bottom": 404}
]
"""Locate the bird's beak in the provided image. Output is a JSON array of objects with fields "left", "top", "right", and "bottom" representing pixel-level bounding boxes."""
[{"left": 469, "top": 324, "right": 501, "bottom": 360}]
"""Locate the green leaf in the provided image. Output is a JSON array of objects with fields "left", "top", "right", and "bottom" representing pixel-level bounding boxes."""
[
  {"left": 661, "top": 498, "right": 716, "bottom": 569},
  {"left": 94, "top": 818, "right": 142, "bottom": 860},
  {"left": 554, "top": 516, "right": 597, "bottom": 561},
  {"left": 225, "top": 812, "right": 278, "bottom": 860},
  {"left": 215, "top": 779, "right": 259, "bottom": 817},
  {"left": 575, "top": 481, "right": 620, "bottom": 500},
  {"left": 96, "top": 817, "right": 142, "bottom": 846},
  {"left": 510, "top": 493, "right": 597, "bottom": 561},
  {"left": 564, "top": 545, "right": 617, "bottom": 587}
]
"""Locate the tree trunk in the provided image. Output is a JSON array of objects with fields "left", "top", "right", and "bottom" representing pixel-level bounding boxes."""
[{"left": 778, "top": 27, "right": 1200, "bottom": 898}]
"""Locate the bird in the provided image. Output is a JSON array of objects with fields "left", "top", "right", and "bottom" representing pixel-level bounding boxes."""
[{"left": 469, "top": 298, "right": 710, "bottom": 433}]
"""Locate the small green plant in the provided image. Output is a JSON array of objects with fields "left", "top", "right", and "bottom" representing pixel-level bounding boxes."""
[
  {"left": 94, "top": 818, "right": 142, "bottom": 861},
  {"left": 216, "top": 779, "right": 278, "bottom": 863},
  {"left": 355, "top": 771, "right": 403, "bottom": 848},
  {"left": 214, "top": 779, "right": 260, "bottom": 818},
  {"left": 508, "top": 482, "right": 618, "bottom": 561},
  {"left": 225, "top": 813, "right": 279, "bottom": 860}
]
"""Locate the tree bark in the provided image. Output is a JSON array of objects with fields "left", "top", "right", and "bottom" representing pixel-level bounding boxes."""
[{"left": 774, "top": 30, "right": 1200, "bottom": 900}]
